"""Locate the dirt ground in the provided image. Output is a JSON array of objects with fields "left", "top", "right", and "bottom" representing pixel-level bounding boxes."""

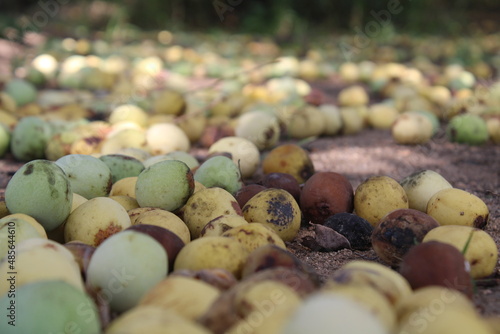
[{"left": 1, "top": 124, "right": 499, "bottom": 316}]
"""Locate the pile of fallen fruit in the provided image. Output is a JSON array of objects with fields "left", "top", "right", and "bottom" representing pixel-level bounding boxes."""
[{"left": 0, "top": 31, "right": 499, "bottom": 333}]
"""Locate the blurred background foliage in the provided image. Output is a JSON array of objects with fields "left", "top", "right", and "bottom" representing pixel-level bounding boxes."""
[{"left": 1, "top": 0, "right": 499, "bottom": 41}]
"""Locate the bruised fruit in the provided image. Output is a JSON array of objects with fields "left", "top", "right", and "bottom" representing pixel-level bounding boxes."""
[
  {"left": 194, "top": 155, "right": 243, "bottom": 195},
  {"left": 262, "top": 144, "right": 315, "bottom": 183},
  {"left": 87, "top": 230, "right": 168, "bottom": 313},
  {"left": 0, "top": 281, "right": 101, "bottom": 334},
  {"left": 222, "top": 223, "right": 286, "bottom": 252},
  {"left": 63, "top": 241, "right": 95, "bottom": 279},
  {"left": 243, "top": 188, "right": 301, "bottom": 242},
  {"left": 5, "top": 159, "right": 72, "bottom": 231},
  {"left": 135, "top": 160, "right": 194, "bottom": 211},
  {"left": 182, "top": 187, "right": 242, "bottom": 239},
  {"left": 399, "top": 241, "right": 473, "bottom": 298},
  {"left": 371, "top": 209, "right": 440, "bottom": 266},
  {"left": 399, "top": 169, "right": 453, "bottom": 212},
  {"left": 174, "top": 236, "right": 249, "bottom": 278},
  {"left": 354, "top": 175, "right": 409, "bottom": 226},
  {"left": 64, "top": 197, "right": 131, "bottom": 246},
  {"left": 300, "top": 172, "right": 354, "bottom": 225},
  {"left": 426, "top": 188, "right": 489, "bottom": 228},
  {"left": 423, "top": 225, "right": 498, "bottom": 279},
  {"left": 235, "top": 110, "right": 280, "bottom": 150},
  {"left": 56, "top": 154, "right": 112, "bottom": 199},
  {"left": 200, "top": 214, "right": 249, "bottom": 237},
  {"left": 323, "top": 213, "right": 373, "bottom": 250},
  {"left": 234, "top": 184, "right": 267, "bottom": 208},
  {"left": 132, "top": 208, "right": 190, "bottom": 244}
]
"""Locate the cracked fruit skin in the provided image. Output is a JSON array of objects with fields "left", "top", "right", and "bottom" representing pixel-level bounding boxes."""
[
  {"left": 242, "top": 188, "right": 301, "bottom": 242},
  {"left": 5, "top": 159, "right": 73, "bottom": 231},
  {"left": 135, "top": 160, "right": 194, "bottom": 212},
  {"left": 0, "top": 281, "right": 101, "bottom": 334},
  {"left": 64, "top": 197, "right": 131, "bottom": 246}
]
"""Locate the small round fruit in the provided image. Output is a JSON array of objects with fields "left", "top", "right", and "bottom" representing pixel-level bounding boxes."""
[
  {"left": 174, "top": 236, "right": 249, "bottom": 278},
  {"left": 222, "top": 223, "right": 286, "bottom": 252},
  {"left": 399, "top": 169, "right": 453, "bottom": 212},
  {"left": 146, "top": 122, "right": 190, "bottom": 155},
  {"left": 399, "top": 241, "right": 474, "bottom": 298},
  {"left": 135, "top": 160, "right": 194, "bottom": 211},
  {"left": 392, "top": 112, "right": 434, "bottom": 145},
  {"left": 235, "top": 111, "right": 280, "bottom": 150},
  {"left": 194, "top": 155, "right": 243, "bottom": 195},
  {"left": 234, "top": 184, "right": 267, "bottom": 208},
  {"left": 0, "top": 281, "right": 101, "bottom": 334},
  {"left": 99, "top": 154, "right": 145, "bottom": 184},
  {"left": 371, "top": 209, "right": 440, "bottom": 266},
  {"left": 64, "top": 197, "right": 131, "bottom": 246},
  {"left": 300, "top": 172, "right": 354, "bottom": 225},
  {"left": 423, "top": 225, "right": 498, "bottom": 279},
  {"left": 243, "top": 188, "right": 301, "bottom": 242},
  {"left": 208, "top": 136, "right": 260, "bottom": 179},
  {"left": 0, "top": 217, "right": 45, "bottom": 259},
  {"left": 10, "top": 116, "right": 50, "bottom": 161},
  {"left": 109, "top": 176, "right": 137, "bottom": 198},
  {"left": 109, "top": 104, "right": 148, "bottom": 127},
  {"left": 3, "top": 78, "right": 37, "bottom": 106},
  {"left": 354, "top": 175, "right": 409, "bottom": 226},
  {"left": 446, "top": 114, "right": 489, "bottom": 145},
  {"left": 5, "top": 159, "right": 73, "bottom": 231},
  {"left": 182, "top": 187, "right": 242, "bottom": 239},
  {"left": 426, "top": 188, "right": 489, "bottom": 229},
  {"left": 262, "top": 172, "right": 301, "bottom": 203},
  {"left": 262, "top": 144, "right": 315, "bottom": 183},
  {"left": 133, "top": 208, "right": 190, "bottom": 244},
  {"left": 86, "top": 230, "right": 168, "bottom": 313},
  {"left": 56, "top": 154, "right": 112, "bottom": 199}
]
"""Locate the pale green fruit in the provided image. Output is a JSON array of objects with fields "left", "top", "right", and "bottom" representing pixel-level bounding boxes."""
[
  {"left": 0, "top": 217, "right": 44, "bottom": 260},
  {"left": 65, "top": 197, "right": 131, "bottom": 246},
  {"left": 0, "top": 281, "right": 101, "bottom": 334},
  {"left": 3, "top": 78, "right": 37, "bottom": 106},
  {"left": 146, "top": 122, "right": 190, "bottom": 155},
  {"left": 100, "top": 128, "right": 147, "bottom": 155},
  {"left": 182, "top": 187, "right": 243, "bottom": 239},
  {"left": 135, "top": 160, "right": 194, "bottom": 211},
  {"left": 408, "top": 110, "right": 440, "bottom": 135},
  {"left": 0, "top": 238, "right": 84, "bottom": 295},
  {"left": 5, "top": 160, "right": 73, "bottom": 231},
  {"left": 446, "top": 114, "right": 489, "bottom": 145},
  {"left": 99, "top": 154, "right": 145, "bottom": 184},
  {"left": 282, "top": 294, "right": 389, "bottom": 334},
  {"left": 400, "top": 170, "right": 453, "bottom": 212},
  {"left": 208, "top": 136, "right": 260, "bottom": 179},
  {"left": 0, "top": 123, "right": 10, "bottom": 158},
  {"left": 56, "top": 154, "right": 112, "bottom": 199},
  {"left": 87, "top": 230, "right": 168, "bottom": 313},
  {"left": 235, "top": 111, "right": 280, "bottom": 150},
  {"left": 194, "top": 156, "right": 243, "bottom": 195},
  {"left": 242, "top": 188, "right": 301, "bottom": 242},
  {"left": 10, "top": 116, "right": 50, "bottom": 161}
]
